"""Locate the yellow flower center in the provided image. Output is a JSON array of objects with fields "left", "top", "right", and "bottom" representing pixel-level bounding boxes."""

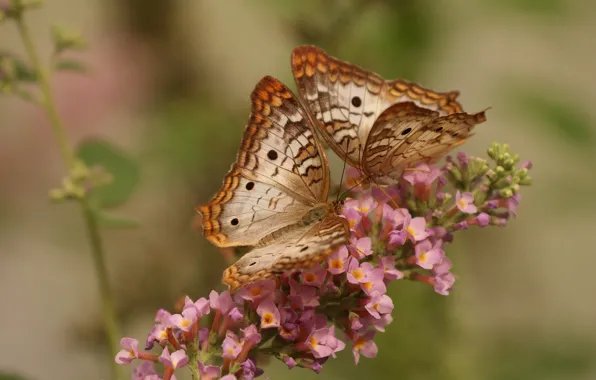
[
  {"left": 351, "top": 269, "right": 364, "bottom": 281},
  {"left": 181, "top": 319, "right": 190, "bottom": 328},
  {"left": 406, "top": 226, "right": 415, "bottom": 237},
  {"left": 360, "top": 206, "right": 369, "bottom": 213},
  {"left": 262, "top": 313, "right": 274, "bottom": 325},
  {"left": 353, "top": 338, "right": 366, "bottom": 350},
  {"left": 128, "top": 349, "right": 135, "bottom": 356},
  {"left": 373, "top": 303, "right": 379, "bottom": 311},
  {"left": 363, "top": 282, "right": 373, "bottom": 291},
  {"left": 309, "top": 337, "right": 318, "bottom": 348},
  {"left": 419, "top": 252, "right": 427, "bottom": 263},
  {"left": 305, "top": 273, "right": 316, "bottom": 282},
  {"left": 250, "top": 287, "right": 262, "bottom": 297},
  {"left": 457, "top": 199, "right": 467, "bottom": 209},
  {"left": 349, "top": 218, "right": 357, "bottom": 229},
  {"left": 331, "top": 259, "right": 343, "bottom": 269}
]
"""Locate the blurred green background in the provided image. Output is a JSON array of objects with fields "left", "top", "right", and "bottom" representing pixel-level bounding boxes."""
[{"left": 1, "top": 0, "right": 595, "bottom": 379}]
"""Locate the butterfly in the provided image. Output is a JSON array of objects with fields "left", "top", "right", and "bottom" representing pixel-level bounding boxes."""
[
  {"left": 197, "top": 76, "right": 350, "bottom": 291},
  {"left": 291, "top": 45, "right": 488, "bottom": 185}
]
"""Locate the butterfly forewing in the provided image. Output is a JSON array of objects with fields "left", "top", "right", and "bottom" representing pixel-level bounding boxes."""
[
  {"left": 291, "top": 45, "right": 463, "bottom": 171},
  {"left": 198, "top": 76, "right": 331, "bottom": 247}
]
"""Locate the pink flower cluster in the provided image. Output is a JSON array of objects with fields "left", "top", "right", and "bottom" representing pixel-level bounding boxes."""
[{"left": 115, "top": 147, "right": 532, "bottom": 379}]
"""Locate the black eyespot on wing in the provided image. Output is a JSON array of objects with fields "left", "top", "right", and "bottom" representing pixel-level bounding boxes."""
[
  {"left": 267, "top": 150, "right": 278, "bottom": 160},
  {"left": 351, "top": 96, "right": 362, "bottom": 107},
  {"left": 401, "top": 127, "right": 412, "bottom": 136},
  {"left": 300, "top": 246, "right": 309, "bottom": 252},
  {"left": 246, "top": 181, "right": 255, "bottom": 190},
  {"left": 231, "top": 218, "right": 239, "bottom": 226},
  {"left": 248, "top": 262, "right": 256, "bottom": 267},
  {"left": 435, "top": 127, "right": 443, "bottom": 132},
  {"left": 451, "top": 132, "right": 458, "bottom": 137}
]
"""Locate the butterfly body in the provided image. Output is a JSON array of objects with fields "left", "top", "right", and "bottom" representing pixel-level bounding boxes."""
[{"left": 291, "top": 45, "right": 488, "bottom": 186}]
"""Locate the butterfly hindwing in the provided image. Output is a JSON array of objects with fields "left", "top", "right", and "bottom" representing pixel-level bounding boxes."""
[
  {"left": 198, "top": 76, "right": 331, "bottom": 247},
  {"left": 364, "top": 102, "right": 487, "bottom": 184},
  {"left": 222, "top": 215, "right": 349, "bottom": 290}
]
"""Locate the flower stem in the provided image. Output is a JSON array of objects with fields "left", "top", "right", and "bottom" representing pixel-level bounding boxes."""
[
  {"left": 187, "top": 342, "right": 202, "bottom": 379},
  {"left": 14, "top": 11, "right": 124, "bottom": 380}
]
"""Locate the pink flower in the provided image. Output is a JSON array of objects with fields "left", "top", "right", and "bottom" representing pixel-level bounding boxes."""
[
  {"left": 415, "top": 239, "right": 444, "bottom": 270},
  {"left": 405, "top": 217, "right": 430, "bottom": 242},
  {"left": 349, "top": 237, "right": 373, "bottom": 259},
  {"left": 433, "top": 256, "right": 453, "bottom": 275},
  {"left": 475, "top": 212, "right": 491, "bottom": 227},
  {"left": 159, "top": 347, "right": 188, "bottom": 369},
  {"left": 169, "top": 307, "right": 198, "bottom": 332},
  {"left": 305, "top": 326, "right": 346, "bottom": 359},
  {"left": 222, "top": 331, "right": 243, "bottom": 359},
  {"left": 434, "top": 273, "right": 456, "bottom": 295},
  {"left": 344, "top": 208, "right": 363, "bottom": 231},
  {"left": 154, "top": 309, "right": 171, "bottom": 324},
  {"left": 352, "top": 331, "right": 378, "bottom": 364},
  {"left": 345, "top": 194, "right": 377, "bottom": 215},
  {"left": 327, "top": 246, "right": 349, "bottom": 274},
  {"left": 236, "top": 279, "right": 276, "bottom": 303},
  {"left": 241, "top": 324, "right": 262, "bottom": 346},
  {"left": 365, "top": 294, "right": 394, "bottom": 319},
  {"left": 379, "top": 256, "right": 404, "bottom": 281},
  {"left": 132, "top": 361, "right": 157, "bottom": 379},
  {"left": 346, "top": 258, "right": 366, "bottom": 284},
  {"left": 301, "top": 267, "right": 327, "bottom": 287},
  {"left": 183, "top": 296, "right": 210, "bottom": 317},
  {"left": 209, "top": 290, "right": 234, "bottom": 314},
  {"left": 115, "top": 337, "right": 139, "bottom": 364},
  {"left": 289, "top": 279, "right": 320, "bottom": 307},
  {"left": 197, "top": 360, "right": 221, "bottom": 380},
  {"left": 256, "top": 299, "right": 281, "bottom": 329},
  {"left": 456, "top": 191, "right": 477, "bottom": 214}
]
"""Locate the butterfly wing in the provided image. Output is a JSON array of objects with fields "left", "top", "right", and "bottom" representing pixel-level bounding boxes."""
[
  {"left": 364, "top": 102, "right": 487, "bottom": 184},
  {"left": 222, "top": 215, "right": 349, "bottom": 291},
  {"left": 198, "top": 76, "right": 331, "bottom": 247},
  {"left": 291, "top": 45, "right": 462, "bottom": 169}
]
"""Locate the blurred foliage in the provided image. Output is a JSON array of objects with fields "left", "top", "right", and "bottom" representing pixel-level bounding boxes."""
[
  {"left": 76, "top": 139, "right": 141, "bottom": 209},
  {"left": 507, "top": 85, "right": 594, "bottom": 150},
  {"left": 0, "top": 373, "right": 31, "bottom": 380},
  {"left": 485, "top": 0, "right": 568, "bottom": 18}
]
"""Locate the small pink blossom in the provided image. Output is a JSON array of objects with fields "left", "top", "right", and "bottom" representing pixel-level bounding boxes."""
[
  {"left": 301, "top": 267, "right": 327, "bottom": 287},
  {"left": 365, "top": 294, "right": 394, "bottom": 319},
  {"left": 456, "top": 191, "right": 477, "bottom": 214},
  {"left": 236, "top": 279, "right": 276, "bottom": 303},
  {"left": 256, "top": 299, "right": 281, "bottom": 329},
  {"left": 434, "top": 273, "right": 456, "bottom": 295},
  {"left": 379, "top": 256, "right": 404, "bottom": 281},
  {"left": 327, "top": 246, "right": 349, "bottom": 274},
  {"left": 406, "top": 217, "right": 430, "bottom": 242},
  {"left": 349, "top": 237, "right": 373, "bottom": 259},
  {"left": 115, "top": 337, "right": 139, "bottom": 364},
  {"left": 159, "top": 347, "right": 188, "bottom": 369},
  {"left": 197, "top": 360, "right": 221, "bottom": 380},
  {"left": 222, "top": 331, "right": 243, "bottom": 359},
  {"left": 183, "top": 296, "right": 210, "bottom": 317},
  {"left": 289, "top": 279, "right": 320, "bottom": 307},
  {"left": 352, "top": 331, "right": 378, "bottom": 364},
  {"left": 415, "top": 239, "right": 445, "bottom": 270},
  {"left": 209, "top": 290, "right": 234, "bottom": 314},
  {"left": 305, "top": 326, "right": 346, "bottom": 359},
  {"left": 169, "top": 307, "right": 198, "bottom": 332}
]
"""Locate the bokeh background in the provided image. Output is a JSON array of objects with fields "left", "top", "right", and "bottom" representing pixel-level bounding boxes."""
[{"left": 1, "top": 0, "right": 595, "bottom": 379}]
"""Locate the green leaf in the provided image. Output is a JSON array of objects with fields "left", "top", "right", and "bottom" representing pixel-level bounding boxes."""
[
  {"left": 0, "top": 372, "right": 32, "bottom": 380},
  {"left": 97, "top": 212, "right": 140, "bottom": 228},
  {"left": 76, "top": 139, "right": 140, "bottom": 208},
  {"left": 54, "top": 59, "right": 87, "bottom": 73}
]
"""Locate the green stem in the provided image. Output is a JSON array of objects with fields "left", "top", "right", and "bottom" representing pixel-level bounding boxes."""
[
  {"left": 14, "top": 12, "right": 124, "bottom": 380},
  {"left": 187, "top": 342, "right": 202, "bottom": 379}
]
